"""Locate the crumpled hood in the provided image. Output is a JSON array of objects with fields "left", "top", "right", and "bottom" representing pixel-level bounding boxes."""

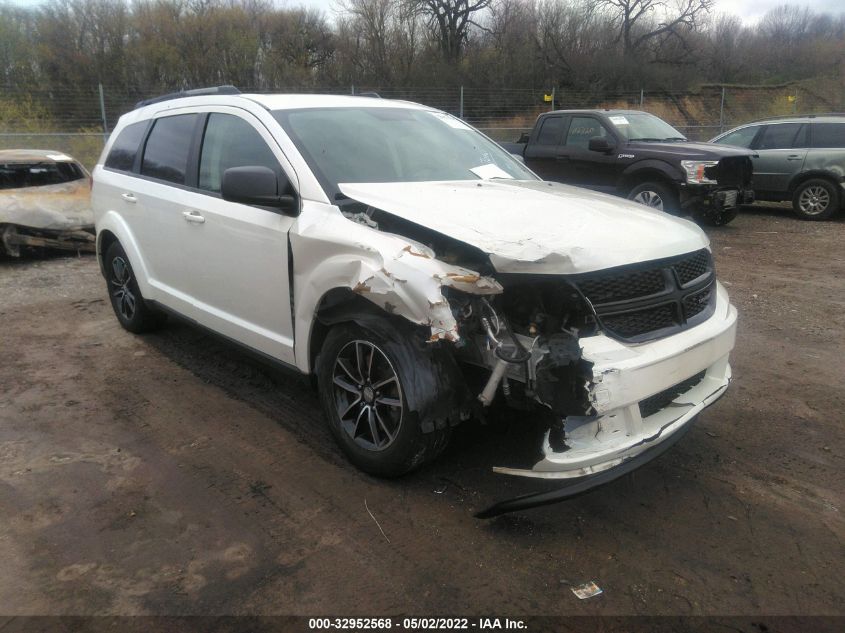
[{"left": 338, "top": 180, "right": 709, "bottom": 274}]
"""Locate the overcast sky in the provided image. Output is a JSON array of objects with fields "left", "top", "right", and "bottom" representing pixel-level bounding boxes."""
[{"left": 4, "top": 0, "right": 844, "bottom": 25}]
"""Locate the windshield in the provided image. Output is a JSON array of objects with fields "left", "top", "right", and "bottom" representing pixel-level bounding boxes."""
[
  {"left": 610, "top": 113, "right": 686, "bottom": 142},
  {"left": 273, "top": 107, "right": 537, "bottom": 196},
  {"left": 0, "top": 160, "right": 86, "bottom": 190}
]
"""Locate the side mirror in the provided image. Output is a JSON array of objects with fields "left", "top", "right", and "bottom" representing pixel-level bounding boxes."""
[
  {"left": 588, "top": 137, "right": 614, "bottom": 153},
  {"left": 221, "top": 166, "right": 297, "bottom": 214}
]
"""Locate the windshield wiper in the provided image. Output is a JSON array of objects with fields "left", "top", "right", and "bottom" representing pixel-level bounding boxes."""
[
  {"left": 628, "top": 137, "right": 663, "bottom": 142},
  {"left": 663, "top": 137, "right": 688, "bottom": 142}
]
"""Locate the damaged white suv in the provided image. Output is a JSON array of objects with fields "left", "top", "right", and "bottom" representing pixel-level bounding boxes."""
[{"left": 92, "top": 88, "right": 737, "bottom": 516}]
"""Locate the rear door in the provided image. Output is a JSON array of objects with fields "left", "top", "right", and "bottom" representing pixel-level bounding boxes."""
[
  {"left": 523, "top": 115, "right": 567, "bottom": 180},
  {"left": 750, "top": 122, "right": 807, "bottom": 196},
  {"left": 134, "top": 112, "right": 203, "bottom": 301},
  {"left": 805, "top": 121, "right": 845, "bottom": 177},
  {"left": 175, "top": 109, "right": 298, "bottom": 364}
]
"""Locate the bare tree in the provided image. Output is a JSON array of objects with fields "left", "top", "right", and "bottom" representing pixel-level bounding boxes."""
[
  {"left": 600, "top": 0, "right": 712, "bottom": 56},
  {"left": 409, "top": 0, "right": 492, "bottom": 63}
]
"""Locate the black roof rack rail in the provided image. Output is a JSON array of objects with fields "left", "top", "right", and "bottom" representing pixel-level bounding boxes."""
[
  {"left": 356, "top": 91, "right": 381, "bottom": 98},
  {"left": 757, "top": 112, "right": 845, "bottom": 122},
  {"left": 135, "top": 85, "right": 241, "bottom": 109}
]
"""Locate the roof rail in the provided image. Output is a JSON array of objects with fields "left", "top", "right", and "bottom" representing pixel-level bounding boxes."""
[
  {"left": 758, "top": 112, "right": 845, "bottom": 122},
  {"left": 356, "top": 91, "right": 381, "bottom": 98},
  {"left": 134, "top": 85, "right": 241, "bottom": 109}
]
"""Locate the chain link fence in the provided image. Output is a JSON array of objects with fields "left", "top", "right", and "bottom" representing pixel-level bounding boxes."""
[{"left": 3, "top": 84, "right": 843, "bottom": 168}]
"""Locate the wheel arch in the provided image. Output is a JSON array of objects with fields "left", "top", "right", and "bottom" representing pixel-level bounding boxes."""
[
  {"left": 620, "top": 161, "right": 683, "bottom": 194},
  {"left": 306, "top": 287, "right": 396, "bottom": 375},
  {"left": 94, "top": 211, "right": 155, "bottom": 298},
  {"left": 787, "top": 170, "right": 844, "bottom": 197}
]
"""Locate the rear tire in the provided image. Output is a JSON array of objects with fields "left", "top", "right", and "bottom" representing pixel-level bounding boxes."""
[
  {"left": 627, "top": 181, "right": 680, "bottom": 214},
  {"left": 104, "top": 241, "right": 166, "bottom": 333},
  {"left": 792, "top": 179, "right": 839, "bottom": 220},
  {"left": 316, "top": 320, "right": 456, "bottom": 477}
]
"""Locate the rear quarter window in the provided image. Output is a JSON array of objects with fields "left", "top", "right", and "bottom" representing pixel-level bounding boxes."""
[
  {"left": 104, "top": 122, "right": 148, "bottom": 172},
  {"left": 810, "top": 123, "right": 845, "bottom": 148}
]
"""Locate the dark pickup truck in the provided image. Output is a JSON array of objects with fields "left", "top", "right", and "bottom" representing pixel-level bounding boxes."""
[{"left": 502, "top": 109, "right": 755, "bottom": 225}]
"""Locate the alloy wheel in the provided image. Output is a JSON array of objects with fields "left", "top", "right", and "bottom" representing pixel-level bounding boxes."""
[
  {"left": 632, "top": 190, "right": 665, "bottom": 210},
  {"left": 798, "top": 186, "right": 830, "bottom": 216},
  {"left": 331, "top": 340, "right": 403, "bottom": 451},
  {"left": 110, "top": 256, "right": 136, "bottom": 321}
]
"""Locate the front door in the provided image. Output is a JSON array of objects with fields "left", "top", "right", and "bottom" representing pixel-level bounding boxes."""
[
  {"left": 556, "top": 115, "right": 620, "bottom": 192},
  {"left": 178, "top": 110, "right": 298, "bottom": 365}
]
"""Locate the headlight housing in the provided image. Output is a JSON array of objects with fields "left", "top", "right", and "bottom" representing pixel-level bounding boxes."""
[{"left": 681, "top": 160, "right": 719, "bottom": 185}]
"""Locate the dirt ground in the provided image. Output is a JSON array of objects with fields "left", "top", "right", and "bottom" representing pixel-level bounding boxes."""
[{"left": 0, "top": 205, "right": 843, "bottom": 619}]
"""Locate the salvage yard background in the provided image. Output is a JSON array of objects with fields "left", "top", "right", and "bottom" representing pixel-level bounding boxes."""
[{"left": 1, "top": 206, "right": 843, "bottom": 616}]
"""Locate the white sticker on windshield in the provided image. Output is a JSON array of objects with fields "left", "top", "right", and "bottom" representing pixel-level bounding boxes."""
[
  {"left": 431, "top": 112, "right": 473, "bottom": 131},
  {"left": 609, "top": 116, "right": 629, "bottom": 125},
  {"left": 46, "top": 153, "right": 73, "bottom": 161},
  {"left": 470, "top": 164, "right": 513, "bottom": 180}
]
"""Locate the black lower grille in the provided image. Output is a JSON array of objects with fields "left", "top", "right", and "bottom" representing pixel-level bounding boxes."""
[
  {"left": 639, "top": 371, "right": 707, "bottom": 418},
  {"left": 602, "top": 303, "right": 677, "bottom": 339}
]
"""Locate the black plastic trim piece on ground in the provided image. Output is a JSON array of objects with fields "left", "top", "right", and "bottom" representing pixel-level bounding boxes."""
[{"left": 475, "top": 418, "right": 696, "bottom": 519}]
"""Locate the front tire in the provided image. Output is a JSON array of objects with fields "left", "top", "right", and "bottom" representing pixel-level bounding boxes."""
[
  {"left": 104, "top": 241, "right": 165, "bottom": 333},
  {"left": 792, "top": 179, "right": 839, "bottom": 220},
  {"left": 627, "top": 181, "right": 680, "bottom": 214},
  {"left": 316, "top": 321, "right": 456, "bottom": 477}
]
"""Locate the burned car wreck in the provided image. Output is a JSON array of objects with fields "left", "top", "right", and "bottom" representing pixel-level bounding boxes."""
[
  {"left": 0, "top": 150, "right": 95, "bottom": 256},
  {"left": 93, "top": 93, "right": 736, "bottom": 517}
]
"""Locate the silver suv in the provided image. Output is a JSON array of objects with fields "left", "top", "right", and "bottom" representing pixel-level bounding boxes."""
[
  {"left": 711, "top": 114, "right": 845, "bottom": 220},
  {"left": 92, "top": 87, "right": 738, "bottom": 516}
]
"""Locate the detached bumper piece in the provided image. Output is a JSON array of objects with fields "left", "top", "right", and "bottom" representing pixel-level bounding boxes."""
[{"left": 476, "top": 418, "right": 694, "bottom": 519}]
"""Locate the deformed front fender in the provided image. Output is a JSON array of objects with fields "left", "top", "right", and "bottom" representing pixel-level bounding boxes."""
[{"left": 290, "top": 202, "right": 502, "bottom": 373}]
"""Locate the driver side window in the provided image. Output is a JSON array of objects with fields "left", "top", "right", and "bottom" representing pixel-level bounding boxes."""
[
  {"left": 565, "top": 117, "right": 609, "bottom": 149},
  {"left": 199, "top": 114, "right": 281, "bottom": 193}
]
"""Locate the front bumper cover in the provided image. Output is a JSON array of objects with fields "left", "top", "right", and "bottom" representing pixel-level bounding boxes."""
[{"left": 477, "top": 283, "right": 737, "bottom": 517}]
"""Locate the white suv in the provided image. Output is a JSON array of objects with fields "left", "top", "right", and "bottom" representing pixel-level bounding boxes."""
[{"left": 92, "top": 88, "right": 737, "bottom": 516}]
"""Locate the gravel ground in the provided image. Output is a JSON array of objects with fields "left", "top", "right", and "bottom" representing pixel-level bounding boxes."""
[{"left": 0, "top": 206, "right": 843, "bottom": 620}]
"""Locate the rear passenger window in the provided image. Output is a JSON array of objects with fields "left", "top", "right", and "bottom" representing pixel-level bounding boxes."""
[
  {"left": 141, "top": 114, "right": 198, "bottom": 184},
  {"left": 536, "top": 117, "right": 564, "bottom": 145},
  {"left": 756, "top": 123, "right": 802, "bottom": 150},
  {"left": 105, "top": 122, "right": 147, "bottom": 172},
  {"left": 810, "top": 123, "right": 845, "bottom": 148},
  {"left": 199, "top": 114, "right": 280, "bottom": 193}
]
